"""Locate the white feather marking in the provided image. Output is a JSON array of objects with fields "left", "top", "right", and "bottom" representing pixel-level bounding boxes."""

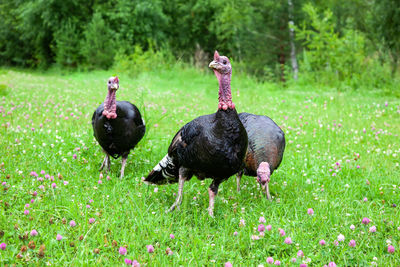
[{"left": 153, "top": 154, "right": 169, "bottom": 171}]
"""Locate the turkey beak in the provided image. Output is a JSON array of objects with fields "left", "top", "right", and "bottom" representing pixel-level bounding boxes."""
[
  {"left": 111, "top": 83, "right": 119, "bottom": 90},
  {"left": 209, "top": 61, "right": 220, "bottom": 70}
]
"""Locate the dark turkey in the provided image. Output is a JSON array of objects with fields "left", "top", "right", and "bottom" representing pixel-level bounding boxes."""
[
  {"left": 145, "top": 51, "right": 248, "bottom": 216},
  {"left": 237, "top": 112, "right": 285, "bottom": 199},
  {"left": 92, "top": 76, "right": 145, "bottom": 179}
]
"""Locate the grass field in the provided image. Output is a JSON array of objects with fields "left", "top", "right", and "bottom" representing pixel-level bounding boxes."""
[{"left": 0, "top": 67, "right": 399, "bottom": 266}]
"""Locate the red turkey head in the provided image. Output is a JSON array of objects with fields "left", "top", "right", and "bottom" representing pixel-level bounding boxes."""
[
  {"left": 256, "top": 162, "right": 271, "bottom": 186},
  {"left": 209, "top": 51, "right": 232, "bottom": 75},
  {"left": 107, "top": 76, "right": 119, "bottom": 91}
]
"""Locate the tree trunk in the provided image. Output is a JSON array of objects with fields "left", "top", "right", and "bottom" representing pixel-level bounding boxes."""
[{"left": 288, "top": 0, "right": 298, "bottom": 80}]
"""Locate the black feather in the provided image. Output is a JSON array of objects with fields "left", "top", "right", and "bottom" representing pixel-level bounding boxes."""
[
  {"left": 238, "top": 112, "right": 285, "bottom": 176},
  {"left": 146, "top": 108, "right": 248, "bottom": 184},
  {"left": 92, "top": 101, "right": 145, "bottom": 159}
]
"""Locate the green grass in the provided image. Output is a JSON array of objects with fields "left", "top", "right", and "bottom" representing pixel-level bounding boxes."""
[{"left": 0, "top": 67, "right": 399, "bottom": 266}]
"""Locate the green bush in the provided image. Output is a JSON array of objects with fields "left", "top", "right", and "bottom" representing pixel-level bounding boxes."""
[
  {"left": 54, "top": 21, "right": 82, "bottom": 68},
  {"left": 114, "top": 45, "right": 175, "bottom": 77},
  {"left": 294, "top": 3, "right": 398, "bottom": 92},
  {"left": 81, "top": 12, "right": 115, "bottom": 69}
]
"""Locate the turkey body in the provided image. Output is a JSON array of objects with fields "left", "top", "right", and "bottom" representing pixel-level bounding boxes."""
[
  {"left": 92, "top": 101, "right": 145, "bottom": 174},
  {"left": 145, "top": 108, "right": 248, "bottom": 216},
  {"left": 237, "top": 112, "right": 285, "bottom": 197}
]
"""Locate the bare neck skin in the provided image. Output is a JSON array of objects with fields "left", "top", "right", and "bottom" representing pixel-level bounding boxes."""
[
  {"left": 215, "top": 70, "right": 235, "bottom": 110},
  {"left": 102, "top": 89, "right": 117, "bottom": 119}
]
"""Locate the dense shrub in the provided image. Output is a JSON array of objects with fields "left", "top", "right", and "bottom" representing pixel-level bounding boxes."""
[{"left": 81, "top": 12, "right": 115, "bottom": 69}]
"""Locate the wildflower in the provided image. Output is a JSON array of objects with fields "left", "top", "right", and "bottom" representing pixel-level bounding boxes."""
[
  {"left": 274, "top": 260, "right": 281, "bottom": 265},
  {"left": 369, "top": 226, "right": 377, "bottom": 233},
  {"left": 307, "top": 208, "right": 314, "bottom": 215},
  {"left": 349, "top": 240, "right": 356, "bottom": 247},
  {"left": 0, "top": 243, "right": 6, "bottom": 250},
  {"left": 51, "top": 183, "right": 56, "bottom": 188},
  {"left": 56, "top": 234, "right": 63, "bottom": 241},
  {"left": 337, "top": 234, "right": 345, "bottom": 242},
  {"left": 70, "top": 220, "right": 76, "bottom": 227},
  {"left": 119, "top": 246, "right": 127, "bottom": 255},
  {"left": 24, "top": 210, "right": 30, "bottom": 215},
  {"left": 258, "top": 224, "right": 265, "bottom": 232},
  {"left": 33, "top": 191, "right": 38, "bottom": 196},
  {"left": 334, "top": 240, "right": 339, "bottom": 246},
  {"left": 388, "top": 245, "right": 395, "bottom": 253},
  {"left": 259, "top": 216, "right": 266, "bottom": 223},
  {"left": 363, "top": 197, "right": 368, "bottom": 202},
  {"left": 166, "top": 247, "right": 173, "bottom": 255},
  {"left": 266, "top": 257, "right": 274, "bottom": 264},
  {"left": 86, "top": 205, "right": 90, "bottom": 209},
  {"left": 30, "top": 171, "right": 38, "bottom": 177},
  {"left": 297, "top": 250, "right": 304, "bottom": 257},
  {"left": 291, "top": 258, "right": 296, "bottom": 263},
  {"left": 147, "top": 245, "right": 154, "bottom": 253},
  {"left": 266, "top": 225, "right": 272, "bottom": 231},
  {"left": 319, "top": 239, "right": 326, "bottom": 246},
  {"left": 132, "top": 260, "right": 140, "bottom": 267},
  {"left": 251, "top": 235, "right": 260, "bottom": 240},
  {"left": 89, "top": 218, "right": 95, "bottom": 224},
  {"left": 233, "top": 231, "right": 238, "bottom": 236},
  {"left": 107, "top": 175, "right": 111, "bottom": 180},
  {"left": 350, "top": 224, "right": 355, "bottom": 230},
  {"left": 279, "top": 229, "right": 285, "bottom": 236},
  {"left": 63, "top": 181, "right": 69, "bottom": 185},
  {"left": 154, "top": 187, "right": 158, "bottom": 193},
  {"left": 31, "top": 199, "right": 35, "bottom": 203},
  {"left": 225, "top": 262, "right": 232, "bottom": 267},
  {"left": 30, "top": 229, "right": 38, "bottom": 236},
  {"left": 328, "top": 262, "right": 337, "bottom": 267},
  {"left": 284, "top": 237, "right": 293, "bottom": 244},
  {"left": 125, "top": 258, "right": 132, "bottom": 265},
  {"left": 239, "top": 219, "right": 245, "bottom": 227},
  {"left": 300, "top": 264, "right": 307, "bottom": 267},
  {"left": 362, "top": 217, "right": 370, "bottom": 225},
  {"left": 98, "top": 180, "right": 102, "bottom": 184},
  {"left": 170, "top": 234, "right": 175, "bottom": 239},
  {"left": 73, "top": 154, "right": 77, "bottom": 159}
]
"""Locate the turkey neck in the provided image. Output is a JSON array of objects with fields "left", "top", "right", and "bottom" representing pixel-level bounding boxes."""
[
  {"left": 103, "top": 89, "right": 117, "bottom": 119},
  {"left": 217, "top": 72, "right": 235, "bottom": 110}
]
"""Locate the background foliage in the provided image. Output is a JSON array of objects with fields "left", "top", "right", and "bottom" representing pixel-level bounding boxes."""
[{"left": 0, "top": 0, "right": 399, "bottom": 93}]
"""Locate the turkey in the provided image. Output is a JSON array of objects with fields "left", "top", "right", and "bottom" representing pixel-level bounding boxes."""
[
  {"left": 145, "top": 51, "right": 248, "bottom": 216},
  {"left": 236, "top": 112, "right": 285, "bottom": 199},
  {"left": 92, "top": 76, "right": 145, "bottom": 179}
]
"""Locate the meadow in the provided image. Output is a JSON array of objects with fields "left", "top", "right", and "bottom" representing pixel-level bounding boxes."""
[{"left": 0, "top": 66, "right": 399, "bottom": 266}]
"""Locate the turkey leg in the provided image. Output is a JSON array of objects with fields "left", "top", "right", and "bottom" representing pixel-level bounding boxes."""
[
  {"left": 236, "top": 170, "right": 243, "bottom": 192},
  {"left": 99, "top": 152, "right": 110, "bottom": 172},
  {"left": 120, "top": 156, "right": 128, "bottom": 179},
  {"left": 264, "top": 183, "right": 272, "bottom": 200},
  {"left": 168, "top": 168, "right": 186, "bottom": 212},
  {"left": 208, "top": 180, "right": 221, "bottom": 217}
]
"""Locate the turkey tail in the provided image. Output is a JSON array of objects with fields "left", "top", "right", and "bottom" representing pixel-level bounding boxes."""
[{"left": 144, "top": 154, "right": 179, "bottom": 185}]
